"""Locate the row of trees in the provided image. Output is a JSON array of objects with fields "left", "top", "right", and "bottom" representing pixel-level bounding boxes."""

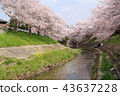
[
  {"left": 68, "top": 0, "right": 120, "bottom": 44},
  {"left": 0, "top": 0, "right": 119, "bottom": 43},
  {"left": 0, "top": 0, "right": 67, "bottom": 41}
]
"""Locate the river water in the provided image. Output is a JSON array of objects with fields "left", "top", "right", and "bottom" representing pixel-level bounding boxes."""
[{"left": 28, "top": 50, "right": 94, "bottom": 80}]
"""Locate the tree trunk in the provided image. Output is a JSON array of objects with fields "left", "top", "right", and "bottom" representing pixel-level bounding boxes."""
[
  {"left": 13, "top": 19, "right": 18, "bottom": 32},
  {"left": 66, "top": 40, "right": 70, "bottom": 47},
  {"left": 28, "top": 26, "right": 32, "bottom": 34},
  {"left": 37, "top": 30, "right": 40, "bottom": 35}
]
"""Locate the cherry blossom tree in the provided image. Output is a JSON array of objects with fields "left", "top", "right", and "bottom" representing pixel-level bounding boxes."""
[
  {"left": 0, "top": 0, "right": 40, "bottom": 32},
  {"left": 91, "top": 0, "right": 120, "bottom": 40},
  {"left": 0, "top": 0, "right": 67, "bottom": 41},
  {"left": 68, "top": 20, "right": 93, "bottom": 44},
  {"left": 68, "top": 0, "right": 120, "bottom": 44},
  {"left": 23, "top": 4, "right": 67, "bottom": 41}
]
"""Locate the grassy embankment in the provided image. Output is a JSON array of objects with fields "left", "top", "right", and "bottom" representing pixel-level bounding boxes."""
[
  {"left": 92, "top": 34, "right": 119, "bottom": 80},
  {"left": 100, "top": 54, "right": 114, "bottom": 80},
  {"left": 91, "top": 52, "right": 114, "bottom": 80},
  {"left": 0, "top": 29, "right": 58, "bottom": 47},
  {"left": 0, "top": 29, "right": 82, "bottom": 79},
  {"left": 102, "top": 35, "right": 120, "bottom": 43},
  {"left": 100, "top": 34, "right": 120, "bottom": 79},
  {"left": 0, "top": 48, "right": 82, "bottom": 80}
]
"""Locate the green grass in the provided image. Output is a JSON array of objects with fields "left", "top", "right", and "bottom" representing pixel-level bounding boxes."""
[
  {"left": 2, "top": 57, "right": 15, "bottom": 65},
  {"left": 76, "top": 48, "right": 82, "bottom": 54},
  {"left": 101, "top": 72, "right": 114, "bottom": 80},
  {"left": 91, "top": 57, "right": 99, "bottom": 80},
  {"left": 102, "top": 35, "right": 120, "bottom": 43},
  {"left": 0, "top": 29, "right": 59, "bottom": 47},
  {"left": 0, "top": 48, "right": 81, "bottom": 80},
  {"left": 100, "top": 53, "right": 114, "bottom": 80}
]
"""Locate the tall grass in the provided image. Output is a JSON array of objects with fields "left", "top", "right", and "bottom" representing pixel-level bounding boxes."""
[{"left": 0, "top": 29, "right": 58, "bottom": 47}]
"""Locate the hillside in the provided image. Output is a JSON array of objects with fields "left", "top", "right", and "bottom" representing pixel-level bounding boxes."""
[
  {"left": 0, "top": 29, "right": 58, "bottom": 47},
  {"left": 102, "top": 34, "right": 120, "bottom": 43},
  {"left": 96, "top": 34, "right": 120, "bottom": 80}
]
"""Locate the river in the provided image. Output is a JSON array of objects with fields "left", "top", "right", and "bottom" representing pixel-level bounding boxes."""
[{"left": 28, "top": 50, "right": 94, "bottom": 80}]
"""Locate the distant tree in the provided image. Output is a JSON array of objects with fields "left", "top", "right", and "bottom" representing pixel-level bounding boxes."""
[
  {"left": 9, "top": 19, "right": 14, "bottom": 28},
  {"left": 9, "top": 19, "right": 28, "bottom": 30}
]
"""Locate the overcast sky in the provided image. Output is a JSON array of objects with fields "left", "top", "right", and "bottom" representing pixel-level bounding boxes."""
[{"left": 0, "top": 0, "right": 100, "bottom": 25}]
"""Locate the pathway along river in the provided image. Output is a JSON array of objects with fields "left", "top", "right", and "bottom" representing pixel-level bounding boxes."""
[{"left": 28, "top": 50, "right": 94, "bottom": 80}]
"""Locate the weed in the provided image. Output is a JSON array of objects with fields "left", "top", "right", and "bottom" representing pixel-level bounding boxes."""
[{"left": 2, "top": 58, "right": 14, "bottom": 65}]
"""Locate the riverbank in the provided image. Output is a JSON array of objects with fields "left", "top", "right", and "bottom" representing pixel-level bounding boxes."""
[
  {"left": 98, "top": 43, "right": 120, "bottom": 79},
  {"left": 91, "top": 33, "right": 120, "bottom": 80},
  {"left": 27, "top": 50, "right": 93, "bottom": 80},
  {"left": 0, "top": 48, "right": 82, "bottom": 80},
  {"left": 91, "top": 49, "right": 100, "bottom": 80},
  {"left": 91, "top": 45, "right": 117, "bottom": 80},
  {"left": 0, "top": 28, "right": 82, "bottom": 80}
]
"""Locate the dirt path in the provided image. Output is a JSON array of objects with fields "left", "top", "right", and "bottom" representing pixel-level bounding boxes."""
[{"left": 0, "top": 44, "right": 66, "bottom": 59}]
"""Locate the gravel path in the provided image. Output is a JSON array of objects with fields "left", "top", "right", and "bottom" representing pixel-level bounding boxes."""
[{"left": 0, "top": 44, "right": 66, "bottom": 59}]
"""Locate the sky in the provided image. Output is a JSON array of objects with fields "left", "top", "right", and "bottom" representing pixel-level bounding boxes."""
[{"left": 0, "top": 0, "right": 100, "bottom": 25}]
